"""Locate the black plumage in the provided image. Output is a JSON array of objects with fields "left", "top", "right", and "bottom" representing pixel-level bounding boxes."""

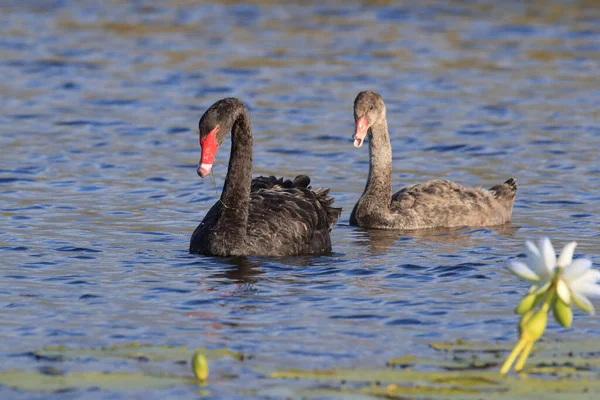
[{"left": 189, "top": 98, "right": 341, "bottom": 257}]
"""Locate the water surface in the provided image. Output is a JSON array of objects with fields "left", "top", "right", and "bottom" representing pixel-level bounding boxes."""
[{"left": 1, "top": 0, "right": 600, "bottom": 398}]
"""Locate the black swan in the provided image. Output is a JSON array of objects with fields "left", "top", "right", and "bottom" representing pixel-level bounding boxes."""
[
  {"left": 350, "top": 90, "right": 517, "bottom": 230},
  {"left": 189, "top": 98, "right": 341, "bottom": 257}
]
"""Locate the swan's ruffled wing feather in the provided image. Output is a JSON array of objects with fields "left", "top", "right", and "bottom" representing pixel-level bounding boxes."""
[
  {"left": 190, "top": 177, "right": 340, "bottom": 256},
  {"left": 245, "top": 186, "right": 340, "bottom": 256},
  {"left": 250, "top": 175, "right": 311, "bottom": 192},
  {"left": 389, "top": 179, "right": 514, "bottom": 228}
]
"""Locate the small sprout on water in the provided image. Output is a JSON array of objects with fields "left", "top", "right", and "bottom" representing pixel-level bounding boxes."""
[
  {"left": 191, "top": 351, "right": 209, "bottom": 382},
  {"left": 501, "top": 238, "right": 600, "bottom": 375}
]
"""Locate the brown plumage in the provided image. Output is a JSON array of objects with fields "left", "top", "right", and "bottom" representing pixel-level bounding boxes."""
[{"left": 350, "top": 90, "right": 517, "bottom": 230}]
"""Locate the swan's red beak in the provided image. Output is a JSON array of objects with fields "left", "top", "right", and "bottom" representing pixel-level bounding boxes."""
[
  {"left": 353, "top": 116, "right": 368, "bottom": 148},
  {"left": 198, "top": 126, "right": 219, "bottom": 178}
]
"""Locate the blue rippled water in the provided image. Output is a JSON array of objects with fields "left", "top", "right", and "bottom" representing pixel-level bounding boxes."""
[{"left": 1, "top": 0, "right": 600, "bottom": 398}]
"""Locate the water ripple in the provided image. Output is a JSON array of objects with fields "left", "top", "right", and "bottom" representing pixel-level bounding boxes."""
[{"left": 1, "top": 1, "right": 600, "bottom": 398}]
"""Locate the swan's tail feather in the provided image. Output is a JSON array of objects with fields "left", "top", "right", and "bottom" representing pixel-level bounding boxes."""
[
  {"left": 489, "top": 178, "right": 518, "bottom": 205},
  {"left": 504, "top": 177, "right": 517, "bottom": 188},
  {"left": 314, "top": 188, "right": 342, "bottom": 230}
]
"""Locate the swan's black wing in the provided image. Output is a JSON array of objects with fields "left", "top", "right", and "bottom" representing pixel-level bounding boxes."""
[
  {"left": 190, "top": 175, "right": 340, "bottom": 256},
  {"left": 251, "top": 175, "right": 311, "bottom": 192},
  {"left": 244, "top": 186, "right": 341, "bottom": 256}
]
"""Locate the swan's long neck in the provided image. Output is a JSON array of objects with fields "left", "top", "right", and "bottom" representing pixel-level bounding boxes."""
[
  {"left": 214, "top": 110, "right": 253, "bottom": 251},
  {"left": 362, "top": 118, "right": 393, "bottom": 210}
]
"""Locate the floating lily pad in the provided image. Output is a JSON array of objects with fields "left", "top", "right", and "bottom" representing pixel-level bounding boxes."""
[
  {"left": 386, "top": 355, "right": 499, "bottom": 370},
  {"left": 267, "top": 339, "right": 600, "bottom": 399},
  {"left": 0, "top": 370, "right": 195, "bottom": 392},
  {"left": 269, "top": 367, "right": 501, "bottom": 386},
  {"left": 268, "top": 367, "right": 600, "bottom": 399},
  {"left": 427, "top": 339, "right": 600, "bottom": 375},
  {"left": 6, "top": 340, "right": 600, "bottom": 397},
  {"left": 34, "top": 343, "right": 243, "bottom": 363},
  {"left": 429, "top": 338, "right": 600, "bottom": 357},
  {"left": 428, "top": 339, "right": 512, "bottom": 353},
  {"left": 0, "top": 344, "right": 247, "bottom": 393}
]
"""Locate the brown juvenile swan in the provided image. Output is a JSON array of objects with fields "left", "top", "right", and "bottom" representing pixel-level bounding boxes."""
[
  {"left": 189, "top": 98, "right": 341, "bottom": 257},
  {"left": 350, "top": 90, "right": 517, "bottom": 230}
]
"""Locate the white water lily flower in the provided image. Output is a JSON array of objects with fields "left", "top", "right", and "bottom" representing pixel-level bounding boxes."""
[
  {"left": 503, "top": 238, "right": 600, "bottom": 375},
  {"left": 559, "top": 256, "right": 600, "bottom": 315},
  {"left": 509, "top": 238, "right": 600, "bottom": 314},
  {"left": 508, "top": 238, "right": 557, "bottom": 294}
]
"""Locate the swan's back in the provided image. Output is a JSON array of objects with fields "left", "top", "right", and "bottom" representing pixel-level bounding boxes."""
[
  {"left": 245, "top": 185, "right": 339, "bottom": 255},
  {"left": 389, "top": 178, "right": 517, "bottom": 229},
  {"left": 190, "top": 175, "right": 341, "bottom": 256},
  {"left": 250, "top": 174, "right": 312, "bottom": 192}
]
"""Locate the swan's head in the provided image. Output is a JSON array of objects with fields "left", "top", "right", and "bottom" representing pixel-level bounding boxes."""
[
  {"left": 197, "top": 98, "right": 245, "bottom": 177},
  {"left": 353, "top": 90, "right": 386, "bottom": 148}
]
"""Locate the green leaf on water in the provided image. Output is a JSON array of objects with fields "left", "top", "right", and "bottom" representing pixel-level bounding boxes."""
[
  {"left": 386, "top": 355, "right": 498, "bottom": 370},
  {"left": 6, "top": 339, "right": 600, "bottom": 397},
  {"left": 268, "top": 366, "right": 600, "bottom": 399},
  {"left": 35, "top": 343, "right": 243, "bottom": 363},
  {"left": 0, "top": 370, "right": 194, "bottom": 392},
  {"left": 429, "top": 340, "right": 512, "bottom": 353},
  {"left": 266, "top": 339, "right": 600, "bottom": 399}
]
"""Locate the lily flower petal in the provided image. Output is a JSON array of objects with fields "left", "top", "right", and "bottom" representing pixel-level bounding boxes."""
[
  {"left": 579, "top": 269, "right": 600, "bottom": 284},
  {"left": 557, "top": 241, "right": 577, "bottom": 268},
  {"left": 570, "top": 282, "right": 600, "bottom": 298},
  {"left": 556, "top": 279, "right": 571, "bottom": 304},
  {"left": 508, "top": 261, "right": 540, "bottom": 281},
  {"left": 525, "top": 241, "right": 545, "bottom": 277},
  {"left": 539, "top": 238, "right": 556, "bottom": 277},
  {"left": 566, "top": 268, "right": 600, "bottom": 298},
  {"left": 572, "top": 292, "right": 595, "bottom": 315},
  {"left": 562, "top": 258, "right": 592, "bottom": 282},
  {"left": 525, "top": 240, "right": 541, "bottom": 259}
]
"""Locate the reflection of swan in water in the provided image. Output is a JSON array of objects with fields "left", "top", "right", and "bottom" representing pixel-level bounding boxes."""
[
  {"left": 211, "top": 254, "right": 329, "bottom": 284},
  {"left": 212, "top": 257, "right": 265, "bottom": 285},
  {"left": 352, "top": 223, "right": 520, "bottom": 255},
  {"left": 352, "top": 228, "right": 406, "bottom": 255}
]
